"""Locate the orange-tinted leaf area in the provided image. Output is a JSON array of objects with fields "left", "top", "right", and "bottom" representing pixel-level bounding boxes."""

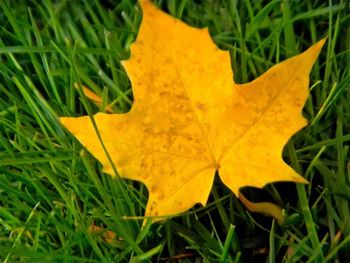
[{"left": 60, "top": 0, "right": 325, "bottom": 221}]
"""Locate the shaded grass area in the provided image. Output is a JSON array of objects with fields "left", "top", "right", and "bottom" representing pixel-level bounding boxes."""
[{"left": 0, "top": 0, "right": 349, "bottom": 262}]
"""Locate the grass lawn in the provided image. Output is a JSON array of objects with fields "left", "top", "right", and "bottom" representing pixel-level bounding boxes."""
[{"left": 0, "top": 0, "right": 349, "bottom": 262}]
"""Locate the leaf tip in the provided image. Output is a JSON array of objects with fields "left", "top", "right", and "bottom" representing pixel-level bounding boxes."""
[
  {"left": 303, "top": 37, "right": 327, "bottom": 61},
  {"left": 59, "top": 116, "right": 68, "bottom": 126},
  {"left": 314, "top": 37, "right": 327, "bottom": 51},
  {"left": 294, "top": 175, "right": 309, "bottom": 185},
  {"left": 59, "top": 116, "right": 86, "bottom": 135},
  {"left": 139, "top": 0, "right": 153, "bottom": 9}
]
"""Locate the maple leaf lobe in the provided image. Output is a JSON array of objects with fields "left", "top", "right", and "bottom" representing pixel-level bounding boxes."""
[{"left": 60, "top": 0, "right": 325, "bottom": 220}]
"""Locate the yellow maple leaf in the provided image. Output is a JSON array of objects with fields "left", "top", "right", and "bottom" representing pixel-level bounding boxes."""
[{"left": 60, "top": 0, "right": 325, "bottom": 220}]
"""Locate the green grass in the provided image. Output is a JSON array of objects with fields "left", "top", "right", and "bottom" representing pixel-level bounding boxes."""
[{"left": 0, "top": 0, "right": 349, "bottom": 262}]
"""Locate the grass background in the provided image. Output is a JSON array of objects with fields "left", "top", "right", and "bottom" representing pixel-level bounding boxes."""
[{"left": 0, "top": 0, "right": 349, "bottom": 262}]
